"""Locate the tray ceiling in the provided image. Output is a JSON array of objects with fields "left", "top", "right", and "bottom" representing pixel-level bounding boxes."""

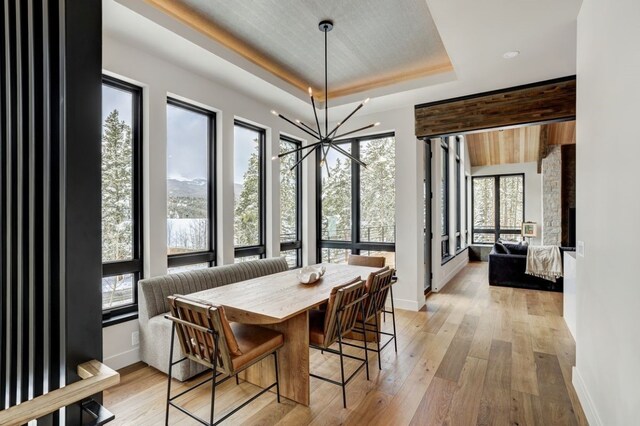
[{"left": 145, "top": 0, "right": 453, "bottom": 98}]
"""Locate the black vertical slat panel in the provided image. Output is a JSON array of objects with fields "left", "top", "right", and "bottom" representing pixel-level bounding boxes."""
[
  {"left": 47, "top": 0, "right": 62, "bottom": 408},
  {"left": 6, "top": 0, "right": 18, "bottom": 408},
  {"left": 0, "top": 0, "right": 6, "bottom": 412},
  {"left": 0, "top": 0, "right": 101, "bottom": 421},
  {"left": 31, "top": 0, "right": 46, "bottom": 400},
  {"left": 18, "top": 0, "right": 31, "bottom": 403}
]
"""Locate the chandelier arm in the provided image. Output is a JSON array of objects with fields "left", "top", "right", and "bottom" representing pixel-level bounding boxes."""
[
  {"left": 290, "top": 144, "right": 318, "bottom": 171},
  {"left": 324, "top": 29, "right": 328, "bottom": 139},
  {"left": 278, "top": 140, "right": 323, "bottom": 158},
  {"left": 277, "top": 113, "right": 321, "bottom": 139},
  {"left": 310, "top": 94, "right": 323, "bottom": 139},
  {"left": 298, "top": 120, "right": 320, "bottom": 137},
  {"left": 334, "top": 123, "right": 377, "bottom": 140},
  {"left": 330, "top": 143, "right": 367, "bottom": 168},
  {"left": 326, "top": 102, "right": 365, "bottom": 139},
  {"left": 321, "top": 144, "right": 331, "bottom": 178}
]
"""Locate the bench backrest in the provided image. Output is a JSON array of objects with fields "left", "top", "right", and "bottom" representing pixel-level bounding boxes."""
[{"left": 138, "top": 257, "right": 289, "bottom": 323}]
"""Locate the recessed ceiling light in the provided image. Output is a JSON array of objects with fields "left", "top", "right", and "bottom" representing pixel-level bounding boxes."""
[{"left": 503, "top": 50, "right": 520, "bottom": 59}]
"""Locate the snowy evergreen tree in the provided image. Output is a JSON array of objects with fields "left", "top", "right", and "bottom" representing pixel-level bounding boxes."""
[
  {"left": 101, "top": 109, "right": 132, "bottom": 307},
  {"left": 234, "top": 149, "right": 261, "bottom": 246}
]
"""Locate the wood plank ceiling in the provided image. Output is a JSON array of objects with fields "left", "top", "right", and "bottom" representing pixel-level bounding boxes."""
[{"left": 467, "top": 121, "right": 575, "bottom": 167}]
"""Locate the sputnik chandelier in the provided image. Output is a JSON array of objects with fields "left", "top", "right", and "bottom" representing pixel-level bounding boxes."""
[{"left": 271, "top": 20, "right": 379, "bottom": 176}]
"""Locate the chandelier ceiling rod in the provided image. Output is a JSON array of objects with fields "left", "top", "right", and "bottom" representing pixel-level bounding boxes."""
[{"left": 271, "top": 19, "right": 381, "bottom": 175}]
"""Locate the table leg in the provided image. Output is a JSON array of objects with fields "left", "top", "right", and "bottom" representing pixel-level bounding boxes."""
[{"left": 240, "top": 311, "right": 310, "bottom": 406}]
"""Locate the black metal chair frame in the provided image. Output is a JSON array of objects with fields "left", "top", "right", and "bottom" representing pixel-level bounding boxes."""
[
  {"left": 309, "top": 292, "right": 370, "bottom": 408},
  {"left": 345, "top": 278, "right": 398, "bottom": 370},
  {"left": 164, "top": 317, "right": 280, "bottom": 426}
]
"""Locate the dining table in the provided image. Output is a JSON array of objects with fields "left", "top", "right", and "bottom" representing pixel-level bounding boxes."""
[{"left": 189, "top": 262, "right": 380, "bottom": 406}]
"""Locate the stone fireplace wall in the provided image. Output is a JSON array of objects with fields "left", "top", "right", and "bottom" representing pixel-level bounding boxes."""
[{"left": 542, "top": 146, "right": 562, "bottom": 245}]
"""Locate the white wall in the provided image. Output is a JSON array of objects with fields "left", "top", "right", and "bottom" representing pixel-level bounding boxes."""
[
  {"left": 430, "top": 136, "right": 471, "bottom": 293},
  {"left": 573, "top": 0, "right": 640, "bottom": 424},
  {"left": 471, "top": 162, "right": 543, "bottom": 245}
]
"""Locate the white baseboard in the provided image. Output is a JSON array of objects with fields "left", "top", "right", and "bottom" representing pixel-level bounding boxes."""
[
  {"left": 104, "top": 347, "right": 140, "bottom": 371},
  {"left": 433, "top": 256, "right": 469, "bottom": 292},
  {"left": 392, "top": 297, "right": 422, "bottom": 311},
  {"left": 573, "top": 366, "right": 603, "bottom": 426}
]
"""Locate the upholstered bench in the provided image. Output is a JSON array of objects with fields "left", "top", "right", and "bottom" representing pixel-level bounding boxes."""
[{"left": 138, "top": 257, "right": 288, "bottom": 381}]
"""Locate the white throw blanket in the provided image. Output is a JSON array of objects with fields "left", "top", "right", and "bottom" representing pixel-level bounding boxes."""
[{"left": 525, "top": 246, "right": 563, "bottom": 282}]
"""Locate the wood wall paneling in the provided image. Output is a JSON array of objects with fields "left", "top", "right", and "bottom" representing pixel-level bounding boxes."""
[{"left": 415, "top": 77, "right": 576, "bottom": 138}]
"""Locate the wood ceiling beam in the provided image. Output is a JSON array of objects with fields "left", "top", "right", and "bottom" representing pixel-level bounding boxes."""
[
  {"left": 537, "top": 125, "right": 549, "bottom": 174},
  {"left": 415, "top": 76, "right": 576, "bottom": 138}
]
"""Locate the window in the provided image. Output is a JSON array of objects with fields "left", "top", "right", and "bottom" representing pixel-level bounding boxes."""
[
  {"left": 101, "top": 76, "right": 143, "bottom": 319},
  {"left": 472, "top": 174, "right": 524, "bottom": 243},
  {"left": 234, "top": 121, "right": 266, "bottom": 260},
  {"left": 465, "top": 175, "right": 469, "bottom": 246},
  {"left": 455, "top": 137, "right": 461, "bottom": 251},
  {"left": 317, "top": 133, "right": 396, "bottom": 268},
  {"left": 440, "top": 139, "right": 450, "bottom": 259},
  {"left": 166, "top": 99, "right": 216, "bottom": 272},
  {"left": 280, "top": 136, "right": 303, "bottom": 268}
]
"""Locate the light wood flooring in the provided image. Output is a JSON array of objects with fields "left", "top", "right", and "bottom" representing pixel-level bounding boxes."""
[{"left": 104, "top": 262, "right": 587, "bottom": 425}]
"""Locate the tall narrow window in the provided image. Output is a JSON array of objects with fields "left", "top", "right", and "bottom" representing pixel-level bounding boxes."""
[
  {"left": 472, "top": 174, "right": 524, "bottom": 243},
  {"left": 455, "top": 137, "right": 461, "bottom": 251},
  {"left": 440, "top": 139, "right": 450, "bottom": 260},
  {"left": 280, "top": 136, "right": 302, "bottom": 268},
  {"left": 234, "top": 121, "right": 266, "bottom": 260},
  {"left": 317, "top": 133, "right": 396, "bottom": 267},
  {"left": 465, "top": 175, "right": 469, "bottom": 246},
  {"left": 101, "top": 76, "right": 143, "bottom": 319},
  {"left": 166, "top": 99, "right": 216, "bottom": 273}
]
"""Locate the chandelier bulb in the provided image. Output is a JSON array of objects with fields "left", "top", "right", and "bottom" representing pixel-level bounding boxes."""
[
  {"left": 271, "top": 156, "right": 278, "bottom": 161},
  {"left": 363, "top": 98, "right": 371, "bottom": 104},
  {"left": 320, "top": 160, "right": 325, "bottom": 167},
  {"left": 308, "top": 87, "right": 313, "bottom": 96},
  {"left": 374, "top": 122, "right": 380, "bottom": 126},
  {"left": 271, "top": 110, "right": 278, "bottom": 116}
]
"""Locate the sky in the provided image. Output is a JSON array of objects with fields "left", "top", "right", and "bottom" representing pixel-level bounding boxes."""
[
  {"left": 234, "top": 125, "right": 260, "bottom": 184},
  {"left": 166, "top": 104, "right": 208, "bottom": 181},
  {"left": 102, "top": 84, "right": 132, "bottom": 126}
]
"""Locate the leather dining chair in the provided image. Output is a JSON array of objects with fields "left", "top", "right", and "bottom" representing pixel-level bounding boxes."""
[
  {"left": 164, "top": 296, "right": 283, "bottom": 425},
  {"left": 345, "top": 267, "right": 398, "bottom": 370},
  {"left": 308, "top": 278, "right": 370, "bottom": 408},
  {"left": 347, "top": 254, "right": 386, "bottom": 268}
]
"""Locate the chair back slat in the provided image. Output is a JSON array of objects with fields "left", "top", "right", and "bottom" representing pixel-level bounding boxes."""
[
  {"left": 348, "top": 255, "right": 385, "bottom": 268},
  {"left": 365, "top": 269, "right": 395, "bottom": 319},
  {"left": 166, "top": 296, "right": 234, "bottom": 374},
  {"left": 324, "top": 280, "right": 366, "bottom": 347}
]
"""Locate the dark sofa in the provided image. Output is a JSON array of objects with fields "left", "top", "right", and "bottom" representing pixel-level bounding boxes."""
[{"left": 488, "top": 242, "right": 574, "bottom": 292}]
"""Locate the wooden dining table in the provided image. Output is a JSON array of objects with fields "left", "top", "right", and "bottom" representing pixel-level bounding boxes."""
[{"left": 189, "top": 263, "right": 380, "bottom": 406}]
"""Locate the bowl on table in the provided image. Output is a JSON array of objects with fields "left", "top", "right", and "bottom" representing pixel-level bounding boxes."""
[{"left": 297, "top": 265, "right": 326, "bottom": 284}]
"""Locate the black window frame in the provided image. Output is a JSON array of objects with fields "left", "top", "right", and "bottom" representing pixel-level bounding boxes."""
[
  {"left": 101, "top": 75, "right": 144, "bottom": 324},
  {"left": 316, "top": 132, "right": 396, "bottom": 263},
  {"left": 471, "top": 173, "right": 525, "bottom": 244},
  {"left": 440, "top": 138, "right": 450, "bottom": 261},
  {"left": 233, "top": 120, "right": 267, "bottom": 260},
  {"left": 166, "top": 98, "right": 217, "bottom": 271},
  {"left": 465, "top": 175, "right": 469, "bottom": 246},
  {"left": 279, "top": 135, "right": 303, "bottom": 268},
  {"left": 455, "top": 137, "right": 462, "bottom": 252}
]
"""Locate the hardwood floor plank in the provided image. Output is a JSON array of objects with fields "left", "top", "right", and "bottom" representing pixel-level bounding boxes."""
[
  {"left": 444, "top": 356, "right": 488, "bottom": 426},
  {"left": 534, "top": 352, "right": 578, "bottom": 426},
  {"left": 409, "top": 377, "right": 457, "bottom": 426},
  {"left": 103, "top": 262, "right": 586, "bottom": 426},
  {"left": 476, "top": 340, "right": 512, "bottom": 426},
  {"left": 511, "top": 320, "right": 540, "bottom": 396},
  {"left": 511, "top": 389, "right": 545, "bottom": 426}
]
